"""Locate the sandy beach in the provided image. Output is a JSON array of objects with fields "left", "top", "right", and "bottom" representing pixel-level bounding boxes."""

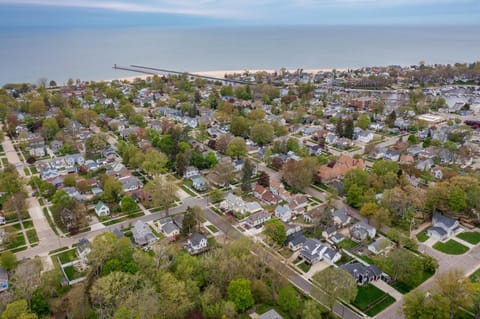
[{"left": 111, "top": 68, "right": 346, "bottom": 83}]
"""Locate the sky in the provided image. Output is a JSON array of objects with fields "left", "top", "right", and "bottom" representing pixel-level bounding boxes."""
[{"left": 0, "top": 0, "right": 479, "bottom": 28}]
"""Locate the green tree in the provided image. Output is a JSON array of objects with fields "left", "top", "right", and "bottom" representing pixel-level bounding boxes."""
[
  {"left": 101, "top": 175, "right": 124, "bottom": 203},
  {"left": 41, "top": 117, "right": 60, "bottom": 140},
  {"left": 209, "top": 189, "right": 224, "bottom": 203},
  {"left": 85, "top": 133, "right": 108, "bottom": 159},
  {"left": 241, "top": 158, "right": 254, "bottom": 193},
  {"left": 357, "top": 114, "right": 371, "bottom": 130},
  {"left": 63, "top": 174, "right": 76, "bottom": 187},
  {"left": 0, "top": 251, "right": 17, "bottom": 271},
  {"left": 120, "top": 196, "right": 138, "bottom": 215},
  {"left": 230, "top": 116, "right": 249, "bottom": 137},
  {"left": 312, "top": 267, "right": 357, "bottom": 311},
  {"left": 277, "top": 285, "right": 300, "bottom": 314},
  {"left": 181, "top": 209, "right": 197, "bottom": 235},
  {"left": 343, "top": 117, "right": 354, "bottom": 139},
  {"left": 282, "top": 157, "right": 318, "bottom": 191},
  {"left": 226, "top": 137, "right": 247, "bottom": 158},
  {"left": 302, "top": 300, "right": 324, "bottom": 319},
  {"left": 372, "top": 160, "right": 399, "bottom": 176},
  {"left": 263, "top": 218, "right": 286, "bottom": 246},
  {"left": 435, "top": 269, "right": 473, "bottom": 319},
  {"left": 228, "top": 278, "right": 254, "bottom": 313},
  {"left": 403, "top": 290, "right": 449, "bottom": 319},
  {"left": 448, "top": 186, "right": 467, "bottom": 212},
  {"left": 250, "top": 122, "right": 274, "bottom": 146},
  {"left": 141, "top": 149, "right": 168, "bottom": 177},
  {"left": 2, "top": 300, "right": 38, "bottom": 319}
]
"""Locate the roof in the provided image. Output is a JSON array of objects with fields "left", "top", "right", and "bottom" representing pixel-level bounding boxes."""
[
  {"left": 77, "top": 238, "right": 91, "bottom": 253},
  {"left": 95, "top": 201, "right": 107, "bottom": 211},
  {"left": 112, "top": 228, "right": 124, "bottom": 239},
  {"left": 432, "top": 213, "right": 457, "bottom": 228},
  {"left": 317, "top": 155, "right": 365, "bottom": 181},
  {"left": 259, "top": 309, "right": 284, "bottom": 319},
  {"left": 332, "top": 207, "right": 349, "bottom": 223},
  {"left": 132, "top": 220, "right": 156, "bottom": 246},
  {"left": 286, "top": 232, "right": 306, "bottom": 246},
  {"left": 162, "top": 221, "right": 179, "bottom": 235},
  {"left": 341, "top": 262, "right": 382, "bottom": 278},
  {"left": 190, "top": 232, "right": 207, "bottom": 246},
  {"left": 0, "top": 267, "right": 7, "bottom": 281},
  {"left": 429, "top": 226, "right": 447, "bottom": 237}
]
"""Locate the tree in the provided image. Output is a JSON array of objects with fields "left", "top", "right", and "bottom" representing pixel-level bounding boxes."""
[
  {"left": 120, "top": 196, "right": 138, "bottom": 215},
  {"left": 101, "top": 175, "right": 124, "bottom": 203},
  {"left": 357, "top": 114, "right": 371, "bottom": 130},
  {"left": 28, "top": 98, "right": 47, "bottom": 116},
  {"left": 144, "top": 176, "right": 178, "bottom": 215},
  {"left": 209, "top": 189, "right": 224, "bottom": 203},
  {"left": 435, "top": 269, "right": 473, "bottom": 319},
  {"left": 359, "top": 202, "right": 379, "bottom": 222},
  {"left": 2, "top": 300, "right": 38, "bottom": 319},
  {"left": 263, "top": 218, "right": 286, "bottom": 246},
  {"left": 312, "top": 267, "right": 357, "bottom": 311},
  {"left": 343, "top": 117, "right": 354, "bottom": 139},
  {"left": 250, "top": 122, "right": 274, "bottom": 146},
  {"left": 141, "top": 149, "right": 168, "bottom": 177},
  {"left": 226, "top": 137, "right": 247, "bottom": 158},
  {"left": 448, "top": 186, "right": 467, "bottom": 212},
  {"left": 85, "top": 133, "right": 108, "bottom": 159},
  {"left": 230, "top": 116, "right": 249, "bottom": 137},
  {"left": 213, "top": 160, "right": 235, "bottom": 187},
  {"left": 403, "top": 290, "right": 449, "bottom": 319},
  {"left": 277, "top": 285, "right": 300, "bottom": 314},
  {"left": 372, "top": 160, "right": 399, "bottom": 176},
  {"left": 282, "top": 157, "right": 318, "bottom": 191},
  {"left": 0, "top": 251, "right": 17, "bottom": 271},
  {"left": 181, "top": 209, "right": 197, "bottom": 235},
  {"left": 377, "top": 249, "right": 422, "bottom": 285},
  {"left": 241, "top": 158, "right": 254, "bottom": 192},
  {"left": 257, "top": 171, "right": 270, "bottom": 187},
  {"left": 302, "top": 300, "right": 324, "bottom": 319},
  {"left": 63, "top": 174, "right": 76, "bottom": 187},
  {"left": 227, "top": 278, "right": 254, "bottom": 313},
  {"left": 370, "top": 206, "right": 392, "bottom": 229},
  {"left": 41, "top": 117, "right": 59, "bottom": 140},
  {"left": 74, "top": 109, "right": 98, "bottom": 127}
]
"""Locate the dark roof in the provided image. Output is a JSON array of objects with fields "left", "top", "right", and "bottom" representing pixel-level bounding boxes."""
[
  {"left": 112, "top": 228, "right": 124, "bottom": 239},
  {"left": 432, "top": 213, "right": 457, "bottom": 228},
  {"left": 190, "top": 232, "right": 207, "bottom": 246},
  {"left": 285, "top": 232, "right": 306, "bottom": 246},
  {"left": 77, "top": 238, "right": 91, "bottom": 253},
  {"left": 341, "top": 263, "right": 382, "bottom": 278}
]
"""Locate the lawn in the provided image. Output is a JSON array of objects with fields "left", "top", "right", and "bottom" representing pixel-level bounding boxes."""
[
  {"left": 297, "top": 262, "right": 311, "bottom": 273},
  {"left": 457, "top": 232, "right": 480, "bottom": 245},
  {"left": 206, "top": 224, "right": 218, "bottom": 233},
  {"left": 56, "top": 249, "right": 78, "bottom": 264},
  {"left": 470, "top": 267, "right": 480, "bottom": 283},
  {"left": 353, "top": 284, "right": 395, "bottom": 317},
  {"left": 337, "top": 238, "right": 358, "bottom": 250},
  {"left": 30, "top": 166, "right": 38, "bottom": 174},
  {"left": 7, "top": 232, "right": 26, "bottom": 249},
  {"left": 26, "top": 229, "right": 39, "bottom": 243},
  {"left": 63, "top": 265, "right": 86, "bottom": 281},
  {"left": 22, "top": 220, "right": 33, "bottom": 229},
  {"left": 433, "top": 239, "right": 469, "bottom": 255},
  {"left": 416, "top": 231, "right": 429, "bottom": 243}
]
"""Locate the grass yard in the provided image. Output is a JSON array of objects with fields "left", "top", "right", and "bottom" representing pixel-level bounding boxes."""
[
  {"left": 470, "top": 267, "right": 480, "bottom": 283},
  {"left": 102, "top": 216, "right": 128, "bottom": 226},
  {"left": 22, "top": 220, "right": 33, "bottom": 229},
  {"left": 337, "top": 238, "right": 358, "bottom": 250},
  {"left": 433, "top": 239, "right": 469, "bottom": 255},
  {"left": 457, "top": 232, "right": 480, "bottom": 245},
  {"left": 206, "top": 224, "right": 218, "bottom": 233},
  {"left": 353, "top": 284, "right": 395, "bottom": 317},
  {"left": 26, "top": 229, "right": 39, "bottom": 243},
  {"left": 63, "top": 265, "right": 85, "bottom": 281},
  {"left": 30, "top": 166, "right": 38, "bottom": 174},
  {"left": 416, "top": 231, "right": 429, "bottom": 243},
  {"left": 56, "top": 249, "right": 78, "bottom": 264},
  {"left": 7, "top": 232, "right": 26, "bottom": 249},
  {"left": 297, "top": 262, "right": 311, "bottom": 273}
]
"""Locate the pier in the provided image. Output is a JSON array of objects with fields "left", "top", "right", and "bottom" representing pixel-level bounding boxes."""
[{"left": 113, "top": 64, "right": 255, "bottom": 85}]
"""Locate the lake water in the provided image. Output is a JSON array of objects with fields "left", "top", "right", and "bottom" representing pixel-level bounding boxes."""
[{"left": 0, "top": 25, "right": 479, "bottom": 85}]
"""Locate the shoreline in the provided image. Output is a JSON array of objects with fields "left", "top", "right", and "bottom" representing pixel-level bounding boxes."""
[{"left": 110, "top": 68, "right": 347, "bottom": 83}]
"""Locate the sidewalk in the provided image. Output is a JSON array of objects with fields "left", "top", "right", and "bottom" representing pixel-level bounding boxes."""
[{"left": 371, "top": 279, "right": 403, "bottom": 301}]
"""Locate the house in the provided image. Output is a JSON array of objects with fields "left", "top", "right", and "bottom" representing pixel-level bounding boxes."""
[
  {"left": 160, "top": 221, "right": 180, "bottom": 239},
  {"left": 183, "top": 166, "right": 200, "bottom": 179},
  {"left": 119, "top": 175, "right": 141, "bottom": 193},
  {"left": 259, "top": 309, "right": 284, "bottom": 319},
  {"left": 300, "top": 238, "right": 341, "bottom": 264},
  {"left": 94, "top": 201, "right": 110, "bottom": 217},
  {"left": 341, "top": 263, "right": 383, "bottom": 285},
  {"left": 427, "top": 213, "right": 462, "bottom": 241},
  {"left": 384, "top": 149, "right": 400, "bottom": 162},
  {"left": 274, "top": 205, "right": 292, "bottom": 222},
  {"left": 254, "top": 184, "right": 279, "bottom": 205},
  {"left": 0, "top": 212, "right": 5, "bottom": 225},
  {"left": 304, "top": 206, "right": 326, "bottom": 223},
  {"left": 220, "top": 193, "right": 263, "bottom": 216},
  {"left": 285, "top": 232, "right": 306, "bottom": 251},
  {"left": 191, "top": 175, "right": 208, "bottom": 192},
  {"left": 41, "top": 167, "right": 59, "bottom": 180},
  {"left": 184, "top": 232, "right": 208, "bottom": 254},
  {"left": 357, "top": 130, "right": 374, "bottom": 143},
  {"left": 132, "top": 220, "right": 158, "bottom": 247},
  {"left": 332, "top": 207, "right": 351, "bottom": 227},
  {"left": 50, "top": 140, "right": 64, "bottom": 153},
  {"left": 76, "top": 238, "right": 91, "bottom": 261},
  {"left": 331, "top": 233, "right": 345, "bottom": 244},
  {"left": 368, "top": 237, "right": 392, "bottom": 255},
  {"left": 322, "top": 226, "right": 337, "bottom": 239},
  {"left": 432, "top": 167, "right": 444, "bottom": 179},
  {"left": 0, "top": 267, "right": 8, "bottom": 292},
  {"left": 351, "top": 221, "right": 376, "bottom": 241},
  {"left": 317, "top": 155, "right": 366, "bottom": 183},
  {"left": 246, "top": 211, "right": 271, "bottom": 227}
]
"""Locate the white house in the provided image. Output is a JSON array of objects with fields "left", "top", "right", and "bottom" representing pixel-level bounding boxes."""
[
  {"left": 274, "top": 205, "right": 292, "bottom": 222},
  {"left": 185, "top": 232, "right": 208, "bottom": 254},
  {"left": 246, "top": 211, "right": 271, "bottom": 227},
  {"left": 300, "top": 238, "right": 341, "bottom": 264},
  {"left": 368, "top": 237, "right": 391, "bottom": 255},
  {"left": 351, "top": 221, "right": 376, "bottom": 241},
  {"left": 427, "top": 213, "right": 462, "bottom": 241},
  {"left": 220, "top": 193, "right": 263, "bottom": 216},
  {"left": 94, "top": 201, "right": 110, "bottom": 217},
  {"left": 184, "top": 166, "right": 200, "bottom": 179},
  {"left": 357, "top": 130, "right": 374, "bottom": 143},
  {"left": 76, "top": 238, "right": 91, "bottom": 262}
]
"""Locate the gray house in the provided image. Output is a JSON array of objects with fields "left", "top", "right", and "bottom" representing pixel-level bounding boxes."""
[
  {"left": 132, "top": 220, "right": 158, "bottom": 247},
  {"left": 427, "top": 213, "right": 462, "bottom": 241},
  {"left": 351, "top": 221, "right": 376, "bottom": 242},
  {"left": 341, "top": 263, "right": 383, "bottom": 285}
]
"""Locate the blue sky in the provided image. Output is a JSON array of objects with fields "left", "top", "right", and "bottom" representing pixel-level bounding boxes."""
[{"left": 0, "top": 0, "right": 479, "bottom": 28}]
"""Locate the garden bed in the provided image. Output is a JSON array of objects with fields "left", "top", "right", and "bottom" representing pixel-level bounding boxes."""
[{"left": 433, "top": 239, "right": 469, "bottom": 255}]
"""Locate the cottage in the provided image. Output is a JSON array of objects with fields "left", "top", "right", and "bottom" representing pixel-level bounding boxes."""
[
  {"left": 184, "top": 232, "right": 208, "bottom": 254},
  {"left": 332, "top": 207, "right": 351, "bottom": 227},
  {"left": 274, "top": 205, "right": 292, "bottom": 222},
  {"left": 246, "top": 211, "right": 271, "bottom": 227},
  {"left": 341, "top": 263, "right": 383, "bottom": 285},
  {"left": 183, "top": 166, "right": 200, "bottom": 179},
  {"left": 132, "top": 220, "right": 158, "bottom": 247},
  {"left": 191, "top": 175, "right": 208, "bottom": 192},
  {"left": 368, "top": 237, "right": 392, "bottom": 255},
  {"left": 94, "top": 201, "right": 110, "bottom": 217},
  {"left": 286, "top": 232, "right": 306, "bottom": 251},
  {"left": 427, "top": 213, "right": 462, "bottom": 241},
  {"left": 351, "top": 221, "right": 376, "bottom": 241},
  {"left": 0, "top": 267, "right": 8, "bottom": 292}
]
